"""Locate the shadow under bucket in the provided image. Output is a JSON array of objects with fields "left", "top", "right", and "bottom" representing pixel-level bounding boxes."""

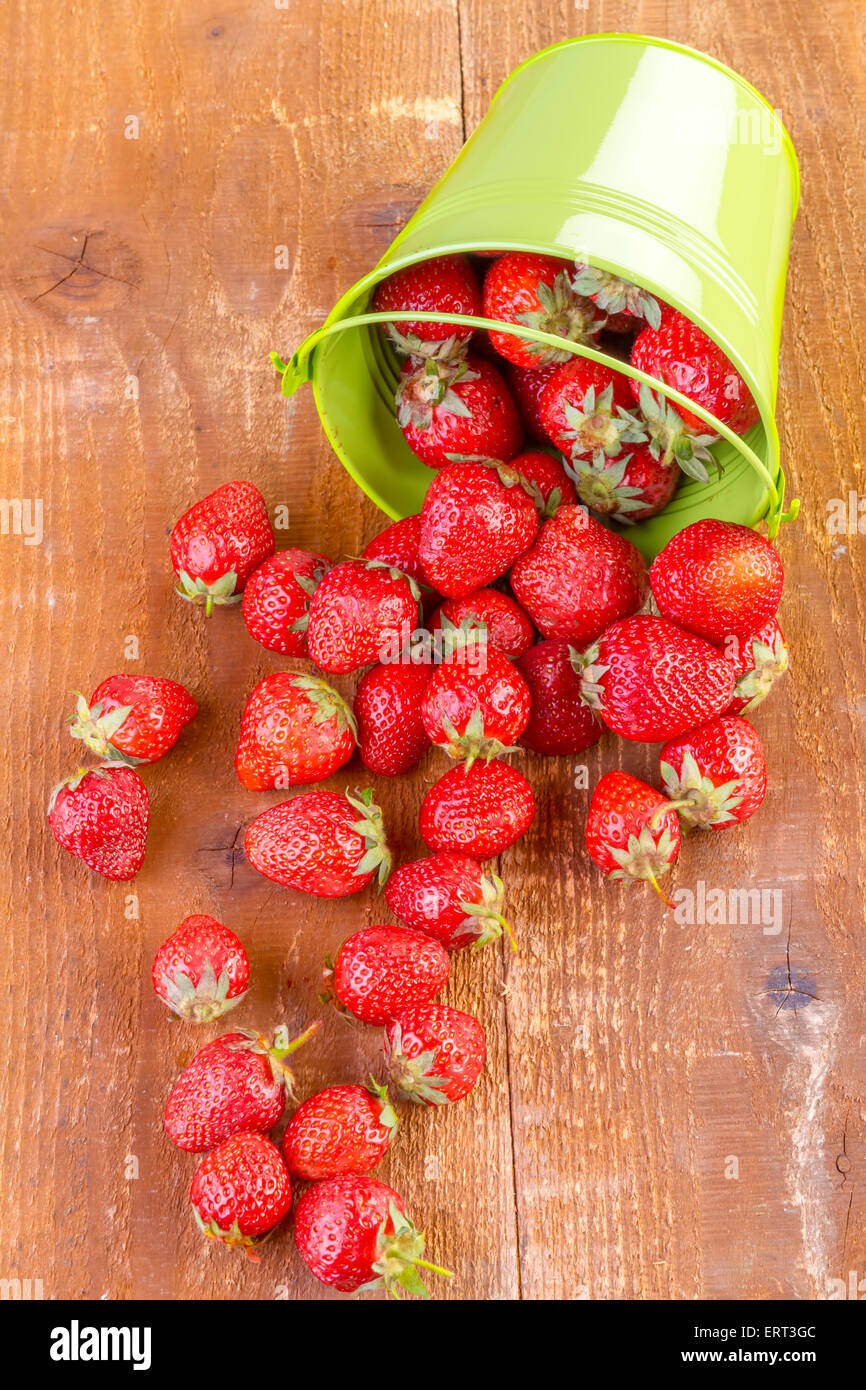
[{"left": 274, "top": 33, "right": 801, "bottom": 559}]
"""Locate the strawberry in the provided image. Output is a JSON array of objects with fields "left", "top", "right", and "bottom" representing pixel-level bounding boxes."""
[
  {"left": 362, "top": 514, "right": 431, "bottom": 594},
  {"left": 482, "top": 252, "right": 605, "bottom": 368},
  {"left": 323, "top": 925, "right": 450, "bottom": 1026},
  {"left": 47, "top": 765, "right": 148, "bottom": 881},
  {"left": 385, "top": 852, "right": 514, "bottom": 950},
  {"left": 429, "top": 588, "right": 535, "bottom": 659},
  {"left": 420, "top": 645, "right": 531, "bottom": 764},
  {"left": 510, "top": 506, "right": 648, "bottom": 645},
  {"left": 538, "top": 358, "right": 639, "bottom": 459},
  {"left": 170, "top": 481, "right": 275, "bottom": 615},
  {"left": 721, "top": 618, "right": 788, "bottom": 715},
  {"left": 649, "top": 519, "right": 784, "bottom": 644},
  {"left": 396, "top": 354, "right": 523, "bottom": 470},
  {"left": 385, "top": 1003, "right": 486, "bottom": 1105},
  {"left": 418, "top": 461, "right": 538, "bottom": 598},
  {"left": 565, "top": 443, "right": 679, "bottom": 523},
  {"left": 241, "top": 548, "right": 330, "bottom": 655},
  {"left": 575, "top": 615, "right": 736, "bottom": 742},
  {"left": 235, "top": 673, "right": 356, "bottom": 791},
  {"left": 152, "top": 914, "right": 250, "bottom": 1023},
  {"left": 68, "top": 675, "right": 197, "bottom": 765},
  {"left": 659, "top": 715, "right": 768, "bottom": 830},
  {"left": 504, "top": 361, "right": 560, "bottom": 440},
  {"left": 306, "top": 559, "right": 420, "bottom": 674},
  {"left": 293, "top": 1173, "right": 451, "bottom": 1296},
  {"left": 354, "top": 661, "right": 431, "bottom": 777},
  {"left": 244, "top": 788, "right": 391, "bottom": 896},
  {"left": 586, "top": 770, "right": 681, "bottom": 901},
  {"left": 165, "top": 1023, "right": 319, "bottom": 1153},
  {"left": 631, "top": 306, "right": 759, "bottom": 437},
  {"left": 372, "top": 254, "right": 481, "bottom": 355},
  {"left": 571, "top": 263, "right": 662, "bottom": 329},
  {"left": 190, "top": 1132, "right": 291, "bottom": 1259},
  {"left": 516, "top": 638, "right": 603, "bottom": 755},
  {"left": 419, "top": 760, "right": 535, "bottom": 857},
  {"left": 509, "top": 447, "right": 577, "bottom": 516},
  {"left": 281, "top": 1080, "right": 398, "bottom": 1181}
]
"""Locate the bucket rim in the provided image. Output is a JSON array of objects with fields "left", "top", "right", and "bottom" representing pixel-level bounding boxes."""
[{"left": 498, "top": 33, "right": 800, "bottom": 213}]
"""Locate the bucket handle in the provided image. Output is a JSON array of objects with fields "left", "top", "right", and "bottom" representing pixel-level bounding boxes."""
[{"left": 271, "top": 310, "right": 800, "bottom": 538}]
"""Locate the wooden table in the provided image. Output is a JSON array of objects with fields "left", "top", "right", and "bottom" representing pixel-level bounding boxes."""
[{"left": 3, "top": 0, "right": 864, "bottom": 1301}]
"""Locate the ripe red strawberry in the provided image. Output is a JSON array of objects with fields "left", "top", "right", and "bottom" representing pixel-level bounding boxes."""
[
  {"left": 385, "top": 1003, "right": 486, "bottom": 1105},
  {"left": 241, "top": 548, "right": 330, "bottom": 655},
  {"left": 649, "top": 519, "right": 784, "bottom": 644},
  {"left": 235, "top": 673, "right": 356, "bottom": 791},
  {"left": 385, "top": 852, "right": 514, "bottom": 950},
  {"left": 372, "top": 254, "right": 481, "bottom": 354},
  {"left": 324, "top": 925, "right": 450, "bottom": 1026},
  {"left": 170, "top": 481, "right": 275, "bottom": 615},
  {"left": 571, "top": 263, "right": 663, "bottom": 329},
  {"left": 190, "top": 1132, "right": 291, "bottom": 1259},
  {"left": 47, "top": 765, "right": 148, "bottom": 881},
  {"left": 68, "top": 675, "right": 197, "bottom": 765},
  {"left": 354, "top": 661, "right": 431, "bottom": 777},
  {"left": 419, "top": 760, "right": 535, "bottom": 857},
  {"left": 510, "top": 506, "right": 648, "bottom": 645},
  {"left": 306, "top": 559, "right": 420, "bottom": 673},
  {"left": 538, "top": 358, "right": 638, "bottom": 459},
  {"left": 244, "top": 788, "right": 391, "bottom": 896},
  {"left": 429, "top": 588, "right": 535, "bottom": 659},
  {"left": 421, "top": 646, "right": 531, "bottom": 764},
  {"left": 294, "top": 1173, "right": 451, "bottom": 1296},
  {"left": 482, "top": 253, "right": 605, "bottom": 368},
  {"left": 281, "top": 1080, "right": 398, "bottom": 1181},
  {"left": 575, "top": 615, "right": 736, "bottom": 742},
  {"left": 396, "top": 355, "right": 522, "bottom": 470},
  {"left": 631, "top": 306, "right": 759, "bottom": 436},
  {"left": 152, "top": 914, "right": 250, "bottom": 1023},
  {"left": 565, "top": 443, "right": 679, "bottom": 522},
  {"left": 164, "top": 1023, "right": 319, "bottom": 1153},
  {"left": 516, "top": 638, "right": 603, "bottom": 755},
  {"left": 509, "top": 447, "right": 577, "bottom": 516},
  {"left": 586, "top": 770, "right": 681, "bottom": 900},
  {"left": 721, "top": 618, "right": 788, "bottom": 715},
  {"left": 660, "top": 715, "right": 768, "bottom": 830},
  {"left": 418, "top": 461, "right": 538, "bottom": 598},
  {"left": 362, "top": 514, "right": 432, "bottom": 594},
  {"left": 504, "top": 361, "right": 560, "bottom": 440}
]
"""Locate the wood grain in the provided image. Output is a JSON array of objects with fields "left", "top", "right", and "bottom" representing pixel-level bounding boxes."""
[{"left": 1, "top": 0, "right": 865, "bottom": 1301}]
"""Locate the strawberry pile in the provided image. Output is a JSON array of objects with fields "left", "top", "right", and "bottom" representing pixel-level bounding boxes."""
[{"left": 46, "top": 254, "right": 790, "bottom": 1299}]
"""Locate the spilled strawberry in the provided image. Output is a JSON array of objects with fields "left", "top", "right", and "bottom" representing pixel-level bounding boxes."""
[
  {"left": 47, "top": 765, "right": 149, "bottom": 881},
  {"left": 650, "top": 518, "right": 784, "bottom": 644},
  {"left": 152, "top": 914, "right": 250, "bottom": 1023},
  {"left": 420, "top": 645, "right": 531, "bottom": 765},
  {"left": 418, "top": 461, "right": 538, "bottom": 598},
  {"left": 385, "top": 852, "right": 514, "bottom": 950},
  {"left": 235, "top": 673, "right": 356, "bottom": 791},
  {"left": 306, "top": 558, "right": 420, "bottom": 673},
  {"left": 241, "top": 548, "right": 330, "bottom": 655},
  {"left": 190, "top": 1132, "right": 292, "bottom": 1260},
  {"left": 586, "top": 770, "right": 681, "bottom": 901},
  {"left": 244, "top": 788, "right": 391, "bottom": 896},
  {"left": 419, "top": 760, "right": 535, "bottom": 858},
  {"left": 385, "top": 1002, "right": 486, "bottom": 1105},
  {"left": 282, "top": 1080, "right": 398, "bottom": 1181},
  {"left": 170, "top": 481, "right": 275, "bottom": 615},
  {"left": 68, "top": 675, "right": 197, "bottom": 765},
  {"left": 659, "top": 715, "right": 768, "bottom": 830},
  {"left": 354, "top": 660, "right": 431, "bottom": 776},
  {"left": 323, "top": 924, "right": 450, "bottom": 1026}
]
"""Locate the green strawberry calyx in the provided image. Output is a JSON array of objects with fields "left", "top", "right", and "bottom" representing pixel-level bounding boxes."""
[
  {"left": 569, "top": 643, "right": 608, "bottom": 714},
  {"left": 571, "top": 263, "right": 662, "bottom": 329},
  {"left": 175, "top": 567, "right": 243, "bottom": 618},
  {"left": 633, "top": 385, "right": 718, "bottom": 483},
  {"left": 226, "top": 1022, "right": 321, "bottom": 1101},
  {"left": 385, "top": 327, "right": 469, "bottom": 363},
  {"left": 513, "top": 271, "right": 605, "bottom": 364},
  {"left": 359, "top": 1201, "right": 453, "bottom": 1300},
  {"left": 605, "top": 818, "right": 678, "bottom": 906},
  {"left": 559, "top": 383, "right": 646, "bottom": 461},
  {"left": 437, "top": 704, "right": 518, "bottom": 772},
  {"left": 731, "top": 630, "right": 788, "bottom": 712},
  {"left": 192, "top": 1210, "right": 266, "bottom": 1263},
  {"left": 395, "top": 356, "right": 478, "bottom": 431},
  {"left": 358, "top": 556, "right": 423, "bottom": 606},
  {"left": 290, "top": 675, "right": 358, "bottom": 741},
  {"left": 287, "top": 562, "right": 329, "bottom": 635},
  {"left": 458, "top": 869, "right": 516, "bottom": 952},
  {"left": 660, "top": 751, "right": 744, "bottom": 830},
  {"left": 366, "top": 1076, "right": 400, "bottom": 1137},
  {"left": 564, "top": 450, "right": 658, "bottom": 524},
  {"left": 46, "top": 762, "right": 128, "bottom": 816},
  {"left": 346, "top": 787, "right": 392, "bottom": 888},
  {"left": 161, "top": 958, "right": 247, "bottom": 1024},
  {"left": 67, "top": 691, "right": 143, "bottom": 766},
  {"left": 385, "top": 1021, "right": 452, "bottom": 1106}
]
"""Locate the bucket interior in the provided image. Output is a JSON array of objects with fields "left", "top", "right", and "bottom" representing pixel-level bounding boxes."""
[{"left": 311, "top": 248, "right": 782, "bottom": 561}]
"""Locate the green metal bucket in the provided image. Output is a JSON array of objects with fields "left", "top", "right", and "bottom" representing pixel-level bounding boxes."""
[{"left": 273, "top": 33, "right": 800, "bottom": 559}]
